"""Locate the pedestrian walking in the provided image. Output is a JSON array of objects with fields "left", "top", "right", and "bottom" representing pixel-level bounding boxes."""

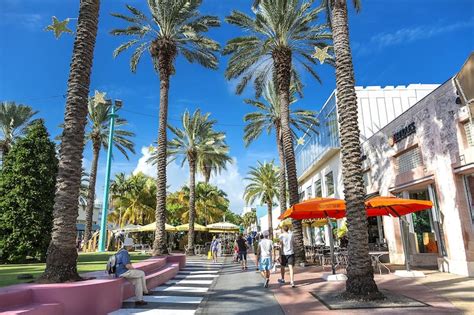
[
  {"left": 246, "top": 234, "right": 253, "bottom": 252},
  {"left": 236, "top": 234, "right": 248, "bottom": 270},
  {"left": 115, "top": 238, "right": 150, "bottom": 305},
  {"left": 278, "top": 225, "right": 296, "bottom": 287},
  {"left": 210, "top": 236, "right": 220, "bottom": 263},
  {"left": 254, "top": 233, "right": 261, "bottom": 271},
  {"left": 258, "top": 230, "right": 274, "bottom": 288}
]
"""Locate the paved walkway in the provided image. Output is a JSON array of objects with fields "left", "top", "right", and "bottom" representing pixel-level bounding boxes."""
[
  {"left": 196, "top": 254, "right": 284, "bottom": 315},
  {"left": 110, "top": 258, "right": 222, "bottom": 315}
]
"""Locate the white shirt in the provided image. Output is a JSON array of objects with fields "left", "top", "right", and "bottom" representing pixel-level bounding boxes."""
[
  {"left": 279, "top": 232, "right": 294, "bottom": 255},
  {"left": 259, "top": 239, "right": 273, "bottom": 258}
]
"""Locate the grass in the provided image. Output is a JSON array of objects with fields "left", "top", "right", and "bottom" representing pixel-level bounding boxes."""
[{"left": 0, "top": 251, "right": 151, "bottom": 287}]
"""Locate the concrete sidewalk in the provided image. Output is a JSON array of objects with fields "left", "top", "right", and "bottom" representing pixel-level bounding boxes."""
[
  {"left": 270, "top": 265, "right": 472, "bottom": 315},
  {"left": 196, "top": 254, "right": 284, "bottom": 315}
]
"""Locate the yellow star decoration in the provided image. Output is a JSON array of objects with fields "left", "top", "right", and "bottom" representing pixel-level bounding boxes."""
[
  {"left": 45, "top": 16, "right": 73, "bottom": 39},
  {"left": 93, "top": 90, "right": 107, "bottom": 106},
  {"left": 312, "top": 46, "right": 331, "bottom": 64},
  {"left": 297, "top": 137, "right": 305, "bottom": 145}
]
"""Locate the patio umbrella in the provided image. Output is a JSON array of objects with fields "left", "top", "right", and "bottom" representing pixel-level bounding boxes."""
[
  {"left": 278, "top": 198, "right": 346, "bottom": 275},
  {"left": 206, "top": 222, "right": 240, "bottom": 233},
  {"left": 365, "top": 196, "right": 433, "bottom": 272},
  {"left": 278, "top": 197, "right": 346, "bottom": 220},
  {"left": 129, "top": 222, "right": 177, "bottom": 233},
  {"left": 176, "top": 223, "right": 208, "bottom": 232}
]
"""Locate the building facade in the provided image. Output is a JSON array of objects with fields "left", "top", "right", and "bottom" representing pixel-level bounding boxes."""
[{"left": 294, "top": 55, "right": 474, "bottom": 276}]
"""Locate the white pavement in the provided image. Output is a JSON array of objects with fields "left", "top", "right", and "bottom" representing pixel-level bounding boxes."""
[{"left": 109, "top": 259, "right": 222, "bottom": 315}]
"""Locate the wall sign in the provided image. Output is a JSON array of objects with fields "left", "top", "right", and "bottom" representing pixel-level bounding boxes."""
[{"left": 389, "top": 122, "right": 416, "bottom": 146}]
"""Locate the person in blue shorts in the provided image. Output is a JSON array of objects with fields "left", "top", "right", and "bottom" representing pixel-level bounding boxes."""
[{"left": 257, "top": 230, "right": 274, "bottom": 288}]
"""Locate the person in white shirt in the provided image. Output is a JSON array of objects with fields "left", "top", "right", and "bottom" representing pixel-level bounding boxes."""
[
  {"left": 257, "top": 230, "right": 274, "bottom": 288},
  {"left": 278, "top": 225, "right": 295, "bottom": 287}
]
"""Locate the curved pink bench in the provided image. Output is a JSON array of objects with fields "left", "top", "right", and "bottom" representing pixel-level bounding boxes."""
[{"left": 0, "top": 254, "right": 186, "bottom": 315}]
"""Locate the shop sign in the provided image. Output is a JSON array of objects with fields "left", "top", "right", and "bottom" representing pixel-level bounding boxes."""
[{"left": 389, "top": 122, "right": 416, "bottom": 146}]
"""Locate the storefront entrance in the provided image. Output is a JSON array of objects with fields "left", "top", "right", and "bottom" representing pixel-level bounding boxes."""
[{"left": 409, "top": 190, "right": 439, "bottom": 254}]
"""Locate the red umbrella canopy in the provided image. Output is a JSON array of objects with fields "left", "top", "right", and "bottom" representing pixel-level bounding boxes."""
[
  {"left": 365, "top": 196, "right": 433, "bottom": 217},
  {"left": 278, "top": 197, "right": 346, "bottom": 220}
]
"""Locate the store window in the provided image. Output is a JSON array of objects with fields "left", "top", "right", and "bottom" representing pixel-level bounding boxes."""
[
  {"left": 298, "top": 190, "right": 305, "bottom": 202},
  {"left": 397, "top": 147, "right": 422, "bottom": 173},
  {"left": 306, "top": 186, "right": 312, "bottom": 199},
  {"left": 325, "top": 171, "right": 334, "bottom": 196},
  {"left": 463, "top": 121, "right": 474, "bottom": 147},
  {"left": 463, "top": 174, "right": 474, "bottom": 223},
  {"left": 314, "top": 179, "right": 322, "bottom": 197},
  {"left": 363, "top": 170, "right": 370, "bottom": 188}
]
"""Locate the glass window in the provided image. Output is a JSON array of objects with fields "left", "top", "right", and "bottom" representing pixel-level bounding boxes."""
[
  {"left": 397, "top": 147, "right": 422, "bottom": 173},
  {"left": 325, "top": 171, "right": 334, "bottom": 196},
  {"left": 463, "top": 121, "right": 474, "bottom": 147},
  {"left": 306, "top": 186, "right": 312, "bottom": 199},
  {"left": 363, "top": 170, "right": 370, "bottom": 187},
  {"left": 464, "top": 174, "right": 474, "bottom": 223},
  {"left": 314, "top": 179, "right": 322, "bottom": 197}
]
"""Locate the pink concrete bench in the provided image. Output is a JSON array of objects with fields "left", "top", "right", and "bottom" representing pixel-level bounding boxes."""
[{"left": 0, "top": 254, "right": 186, "bottom": 315}]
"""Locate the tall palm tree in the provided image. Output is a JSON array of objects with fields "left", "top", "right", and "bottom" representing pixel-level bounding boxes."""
[
  {"left": 244, "top": 161, "right": 279, "bottom": 239},
  {"left": 168, "top": 109, "right": 229, "bottom": 255},
  {"left": 224, "top": 0, "right": 331, "bottom": 262},
  {"left": 0, "top": 101, "right": 37, "bottom": 163},
  {"left": 322, "top": 0, "right": 380, "bottom": 298},
  {"left": 111, "top": 1, "right": 220, "bottom": 255},
  {"left": 244, "top": 82, "right": 319, "bottom": 216},
  {"left": 83, "top": 99, "right": 135, "bottom": 243},
  {"left": 79, "top": 169, "right": 90, "bottom": 207},
  {"left": 40, "top": 0, "right": 101, "bottom": 283}
]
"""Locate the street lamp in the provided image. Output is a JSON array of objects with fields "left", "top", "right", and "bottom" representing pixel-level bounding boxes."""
[{"left": 97, "top": 99, "right": 121, "bottom": 252}]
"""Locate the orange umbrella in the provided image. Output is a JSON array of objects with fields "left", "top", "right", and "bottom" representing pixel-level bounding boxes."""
[
  {"left": 365, "top": 196, "right": 433, "bottom": 217},
  {"left": 364, "top": 196, "right": 433, "bottom": 272},
  {"left": 278, "top": 197, "right": 346, "bottom": 220}
]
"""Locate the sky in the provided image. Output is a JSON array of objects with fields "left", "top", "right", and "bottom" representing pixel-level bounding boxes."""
[{"left": 1, "top": 0, "right": 473, "bottom": 214}]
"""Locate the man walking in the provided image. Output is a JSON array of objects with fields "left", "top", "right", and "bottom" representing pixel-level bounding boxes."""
[
  {"left": 236, "top": 234, "right": 248, "bottom": 270},
  {"left": 258, "top": 230, "right": 274, "bottom": 288},
  {"left": 115, "top": 238, "right": 150, "bottom": 305},
  {"left": 278, "top": 225, "right": 295, "bottom": 288}
]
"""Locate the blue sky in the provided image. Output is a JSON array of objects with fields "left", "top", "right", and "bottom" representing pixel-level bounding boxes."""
[{"left": 1, "top": 0, "right": 473, "bottom": 213}]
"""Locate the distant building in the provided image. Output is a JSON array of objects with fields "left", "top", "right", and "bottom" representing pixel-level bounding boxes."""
[{"left": 76, "top": 202, "right": 101, "bottom": 239}]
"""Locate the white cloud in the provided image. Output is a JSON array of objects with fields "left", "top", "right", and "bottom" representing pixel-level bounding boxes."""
[
  {"left": 133, "top": 146, "right": 246, "bottom": 214},
  {"left": 355, "top": 18, "right": 474, "bottom": 55},
  {"left": 1, "top": 13, "right": 43, "bottom": 30}
]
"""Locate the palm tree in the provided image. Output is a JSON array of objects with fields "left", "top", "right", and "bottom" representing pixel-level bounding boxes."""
[
  {"left": 79, "top": 169, "right": 90, "bottom": 207},
  {"left": 244, "top": 161, "right": 279, "bottom": 239},
  {"left": 111, "top": 1, "right": 220, "bottom": 255},
  {"left": 83, "top": 99, "right": 135, "bottom": 243},
  {"left": 224, "top": 0, "right": 331, "bottom": 263},
  {"left": 242, "top": 210, "right": 257, "bottom": 231},
  {"left": 0, "top": 101, "right": 37, "bottom": 163},
  {"left": 197, "top": 152, "right": 232, "bottom": 184},
  {"left": 116, "top": 173, "right": 157, "bottom": 226},
  {"left": 244, "top": 82, "right": 319, "bottom": 216},
  {"left": 322, "top": 0, "right": 380, "bottom": 298},
  {"left": 168, "top": 109, "right": 229, "bottom": 255},
  {"left": 40, "top": 0, "right": 101, "bottom": 283},
  {"left": 178, "top": 182, "right": 229, "bottom": 225}
]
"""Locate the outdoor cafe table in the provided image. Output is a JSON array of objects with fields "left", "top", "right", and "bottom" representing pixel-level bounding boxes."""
[{"left": 369, "top": 251, "right": 390, "bottom": 274}]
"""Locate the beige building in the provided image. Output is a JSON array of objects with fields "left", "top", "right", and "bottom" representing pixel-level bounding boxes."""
[{"left": 295, "top": 54, "right": 474, "bottom": 277}]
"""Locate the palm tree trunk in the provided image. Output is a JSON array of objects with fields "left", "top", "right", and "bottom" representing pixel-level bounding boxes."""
[
  {"left": 332, "top": 0, "right": 380, "bottom": 298},
  {"left": 39, "top": 0, "right": 101, "bottom": 283},
  {"left": 84, "top": 142, "right": 100, "bottom": 242},
  {"left": 187, "top": 157, "right": 196, "bottom": 255},
  {"left": 275, "top": 125, "right": 287, "bottom": 214},
  {"left": 267, "top": 200, "right": 273, "bottom": 240},
  {"left": 273, "top": 48, "right": 305, "bottom": 263},
  {"left": 153, "top": 70, "right": 170, "bottom": 256},
  {"left": 204, "top": 166, "right": 211, "bottom": 184}
]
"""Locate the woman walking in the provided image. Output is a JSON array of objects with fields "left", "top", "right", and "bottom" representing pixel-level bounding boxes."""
[{"left": 211, "top": 236, "right": 220, "bottom": 263}]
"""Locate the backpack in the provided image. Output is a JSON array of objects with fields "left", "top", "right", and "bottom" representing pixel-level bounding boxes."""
[{"left": 106, "top": 249, "right": 123, "bottom": 275}]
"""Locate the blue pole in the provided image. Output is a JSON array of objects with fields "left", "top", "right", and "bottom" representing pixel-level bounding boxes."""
[{"left": 98, "top": 101, "right": 117, "bottom": 252}]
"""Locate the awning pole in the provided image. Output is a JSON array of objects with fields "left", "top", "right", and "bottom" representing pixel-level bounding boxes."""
[{"left": 327, "top": 218, "right": 336, "bottom": 275}]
